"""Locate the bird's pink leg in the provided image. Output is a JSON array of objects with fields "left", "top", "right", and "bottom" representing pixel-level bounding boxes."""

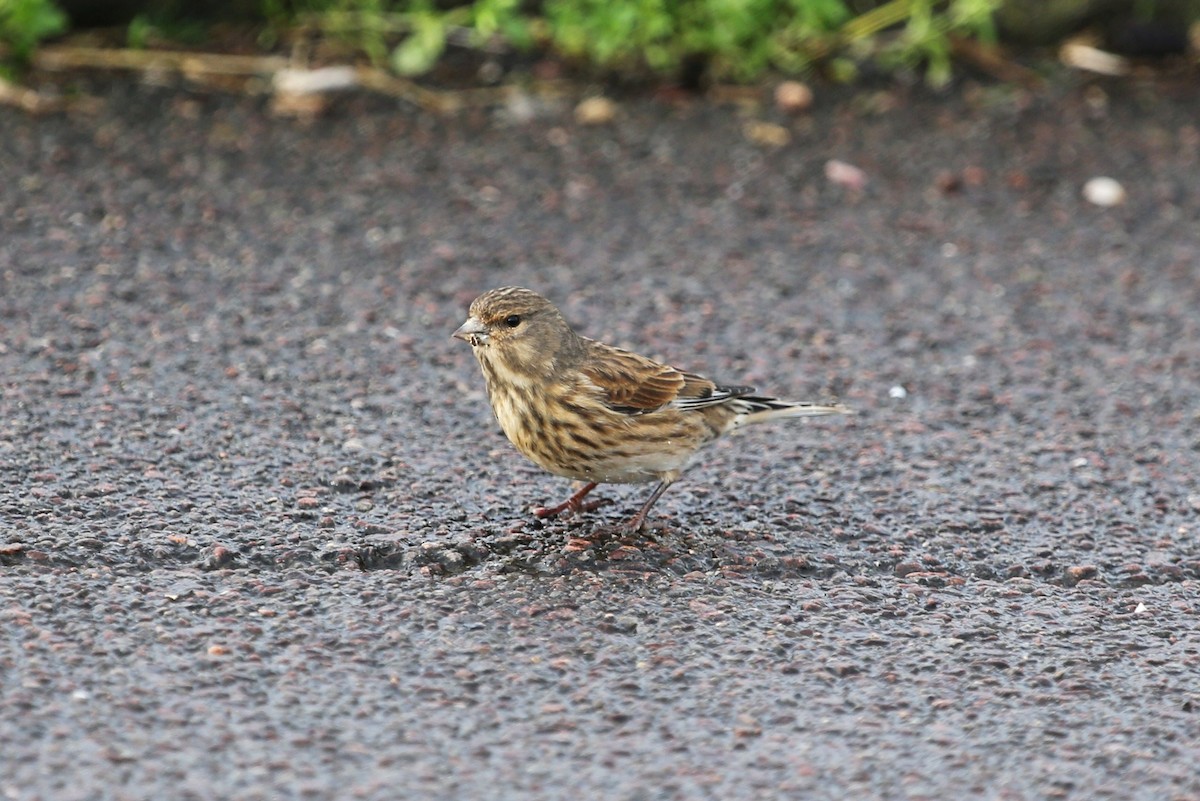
[
  {"left": 534, "top": 482, "right": 611, "bottom": 518},
  {"left": 625, "top": 481, "right": 672, "bottom": 532}
]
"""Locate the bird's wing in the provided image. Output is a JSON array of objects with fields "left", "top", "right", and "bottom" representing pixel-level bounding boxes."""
[
  {"left": 579, "top": 339, "right": 751, "bottom": 414},
  {"left": 669, "top": 379, "right": 755, "bottom": 412}
]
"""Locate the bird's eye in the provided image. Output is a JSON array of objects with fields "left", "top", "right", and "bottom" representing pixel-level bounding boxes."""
[{"left": 503, "top": 315, "right": 521, "bottom": 328}]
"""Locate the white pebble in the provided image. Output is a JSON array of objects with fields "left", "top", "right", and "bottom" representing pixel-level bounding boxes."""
[
  {"left": 889, "top": 385, "right": 908, "bottom": 399},
  {"left": 825, "top": 159, "right": 868, "bottom": 191},
  {"left": 273, "top": 66, "right": 358, "bottom": 95},
  {"left": 1060, "top": 42, "right": 1130, "bottom": 76},
  {"left": 1083, "top": 176, "right": 1126, "bottom": 207}
]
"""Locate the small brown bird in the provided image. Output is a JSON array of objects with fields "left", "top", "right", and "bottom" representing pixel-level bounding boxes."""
[{"left": 453, "top": 287, "right": 850, "bottom": 531}]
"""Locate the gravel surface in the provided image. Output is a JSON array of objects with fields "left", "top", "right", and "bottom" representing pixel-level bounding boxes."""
[{"left": 2, "top": 74, "right": 1199, "bottom": 800}]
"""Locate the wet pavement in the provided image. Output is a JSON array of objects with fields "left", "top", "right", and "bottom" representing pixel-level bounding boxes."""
[{"left": 2, "top": 74, "right": 1199, "bottom": 799}]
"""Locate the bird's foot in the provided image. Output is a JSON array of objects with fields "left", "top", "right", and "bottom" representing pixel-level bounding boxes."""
[
  {"left": 622, "top": 512, "right": 648, "bottom": 533},
  {"left": 621, "top": 510, "right": 666, "bottom": 534},
  {"left": 534, "top": 496, "right": 612, "bottom": 518},
  {"left": 533, "top": 482, "right": 611, "bottom": 519},
  {"left": 621, "top": 480, "right": 671, "bottom": 533}
]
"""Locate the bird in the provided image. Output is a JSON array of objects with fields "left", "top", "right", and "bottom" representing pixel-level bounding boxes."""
[{"left": 452, "top": 287, "right": 850, "bottom": 531}]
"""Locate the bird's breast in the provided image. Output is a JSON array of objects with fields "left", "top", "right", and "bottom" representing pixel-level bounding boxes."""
[{"left": 475, "top": 350, "right": 729, "bottom": 484}]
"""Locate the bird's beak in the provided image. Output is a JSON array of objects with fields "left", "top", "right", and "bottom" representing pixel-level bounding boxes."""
[{"left": 452, "top": 316, "right": 488, "bottom": 345}]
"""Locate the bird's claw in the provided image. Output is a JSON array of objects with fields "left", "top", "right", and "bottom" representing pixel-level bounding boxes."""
[{"left": 534, "top": 495, "right": 612, "bottom": 519}]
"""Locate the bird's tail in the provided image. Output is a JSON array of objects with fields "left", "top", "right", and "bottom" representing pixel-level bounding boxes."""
[{"left": 734, "top": 397, "right": 853, "bottom": 425}]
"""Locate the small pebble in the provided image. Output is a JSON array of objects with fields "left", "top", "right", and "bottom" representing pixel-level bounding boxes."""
[
  {"left": 1082, "top": 177, "right": 1125, "bottom": 207},
  {"left": 273, "top": 66, "right": 357, "bottom": 95},
  {"left": 574, "top": 96, "right": 616, "bottom": 126},
  {"left": 1060, "top": 41, "right": 1130, "bottom": 76},
  {"left": 825, "top": 159, "right": 868, "bottom": 190},
  {"left": 505, "top": 91, "right": 538, "bottom": 124},
  {"left": 774, "top": 80, "right": 813, "bottom": 113},
  {"left": 744, "top": 121, "right": 790, "bottom": 147}
]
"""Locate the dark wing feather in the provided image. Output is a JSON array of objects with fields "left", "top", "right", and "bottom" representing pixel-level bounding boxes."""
[
  {"left": 579, "top": 339, "right": 752, "bottom": 414},
  {"left": 670, "top": 380, "right": 755, "bottom": 411}
]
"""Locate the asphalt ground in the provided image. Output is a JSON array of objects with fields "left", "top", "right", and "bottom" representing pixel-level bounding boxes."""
[{"left": 2, "top": 73, "right": 1199, "bottom": 799}]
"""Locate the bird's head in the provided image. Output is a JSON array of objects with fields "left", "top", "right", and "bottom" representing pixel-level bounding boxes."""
[{"left": 453, "top": 287, "right": 582, "bottom": 378}]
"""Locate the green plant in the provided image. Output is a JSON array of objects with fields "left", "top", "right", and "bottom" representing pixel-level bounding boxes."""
[
  {"left": 533, "top": 0, "right": 999, "bottom": 84},
  {"left": 0, "top": 0, "right": 1019, "bottom": 88},
  {"left": 302, "top": 0, "right": 532, "bottom": 76},
  {"left": 844, "top": 0, "right": 998, "bottom": 86},
  {"left": 389, "top": 2, "right": 450, "bottom": 75},
  {"left": 126, "top": 12, "right": 209, "bottom": 49},
  {"left": 0, "top": 0, "right": 66, "bottom": 65}
]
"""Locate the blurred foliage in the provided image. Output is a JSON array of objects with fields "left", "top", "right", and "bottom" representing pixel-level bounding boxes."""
[
  {"left": 126, "top": 11, "right": 209, "bottom": 48},
  {"left": 0, "top": 0, "right": 66, "bottom": 70},
  {"left": 2, "top": 0, "right": 1195, "bottom": 85},
  {"left": 291, "top": 0, "right": 1001, "bottom": 84}
]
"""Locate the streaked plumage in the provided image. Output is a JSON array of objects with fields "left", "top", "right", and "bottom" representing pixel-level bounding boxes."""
[{"left": 453, "top": 286, "right": 850, "bottom": 531}]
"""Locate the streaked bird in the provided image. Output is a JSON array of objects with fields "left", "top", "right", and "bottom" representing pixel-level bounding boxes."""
[{"left": 453, "top": 287, "right": 850, "bottom": 531}]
